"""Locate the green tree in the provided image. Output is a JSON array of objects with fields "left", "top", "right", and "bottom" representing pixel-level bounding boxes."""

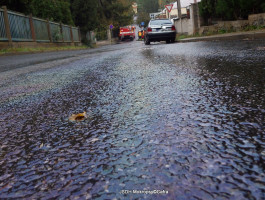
[
  {"left": 199, "top": 0, "right": 217, "bottom": 24},
  {"left": 239, "top": 0, "right": 265, "bottom": 18},
  {"left": 71, "top": 0, "right": 99, "bottom": 32},
  {"left": 136, "top": 0, "right": 159, "bottom": 26},
  {"left": 0, "top": 0, "right": 74, "bottom": 25},
  {"left": 142, "top": 0, "right": 159, "bottom": 13},
  {"left": 31, "top": 0, "right": 74, "bottom": 25},
  {"left": 136, "top": 0, "right": 158, "bottom": 13},
  {"left": 200, "top": 0, "right": 265, "bottom": 21},
  {"left": 216, "top": 0, "right": 236, "bottom": 20},
  {"left": 0, "top": 0, "right": 33, "bottom": 14},
  {"left": 71, "top": 0, "right": 132, "bottom": 31},
  {"left": 71, "top": 0, "right": 133, "bottom": 42},
  {"left": 262, "top": 2, "right": 265, "bottom": 12}
]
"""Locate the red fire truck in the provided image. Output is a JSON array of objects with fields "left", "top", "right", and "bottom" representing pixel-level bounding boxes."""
[{"left": 119, "top": 26, "right": 135, "bottom": 41}]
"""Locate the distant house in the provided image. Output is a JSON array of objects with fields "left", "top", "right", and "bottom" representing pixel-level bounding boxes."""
[
  {"left": 172, "top": 2, "right": 202, "bottom": 35},
  {"left": 154, "top": 1, "right": 202, "bottom": 35},
  {"left": 132, "top": 2, "right": 137, "bottom": 14},
  {"left": 170, "top": 3, "right": 188, "bottom": 19},
  {"left": 156, "top": 1, "right": 200, "bottom": 21}
]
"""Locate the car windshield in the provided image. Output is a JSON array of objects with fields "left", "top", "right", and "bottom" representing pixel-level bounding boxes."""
[{"left": 150, "top": 20, "right": 172, "bottom": 25}]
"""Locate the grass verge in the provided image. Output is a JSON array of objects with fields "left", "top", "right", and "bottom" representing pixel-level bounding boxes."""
[{"left": 0, "top": 45, "right": 89, "bottom": 55}]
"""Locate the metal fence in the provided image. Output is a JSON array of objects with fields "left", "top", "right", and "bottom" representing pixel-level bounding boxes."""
[
  {"left": 33, "top": 17, "right": 49, "bottom": 42},
  {"left": 50, "top": 22, "right": 63, "bottom": 42},
  {"left": 0, "top": 8, "right": 7, "bottom": 41},
  {"left": 72, "top": 27, "right": 79, "bottom": 42},
  {"left": 62, "top": 25, "right": 71, "bottom": 42},
  {"left": 0, "top": 6, "right": 80, "bottom": 43},
  {"left": 8, "top": 10, "right": 32, "bottom": 41}
]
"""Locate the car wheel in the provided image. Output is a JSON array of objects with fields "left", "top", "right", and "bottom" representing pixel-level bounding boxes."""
[
  {"left": 171, "top": 38, "right": 175, "bottom": 43},
  {"left": 166, "top": 40, "right": 170, "bottom": 44},
  {"left": 144, "top": 36, "right": 150, "bottom": 45}
]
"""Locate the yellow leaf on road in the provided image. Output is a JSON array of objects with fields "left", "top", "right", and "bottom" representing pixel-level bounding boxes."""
[{"left": 69, "top": 111, "right": 87, "bottom": 122}]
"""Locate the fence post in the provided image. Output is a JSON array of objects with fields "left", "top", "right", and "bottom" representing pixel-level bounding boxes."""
[
  {"left": 60, "top": 23, "right": 64, "bottom": 42},
  {"left": 78, "top": 27, "right": 81, "bottom": 42},
  {"left": 2, "top": 6, "right": 12, "bottom": 46},
  {"left": 29, "top": 14, "right": 36, "bottom": 42},
  {"left": 46, "top": 19, "right": 52, "bottom": 42},
  {"left": 70, "top": 26, "right": 74, "bottom": 43}
]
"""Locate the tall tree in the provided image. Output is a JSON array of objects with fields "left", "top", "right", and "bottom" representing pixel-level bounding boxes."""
[
  {"left": 71, "top": 0, "right": 133, "bottom": 42},
  {"left": 136, "top": 0, "right": 159, "bottom": 26},
  {"left": 199, "top": 0, "right": 265, "bottom": 21},
  {"left": 71, "top": 0, "right": 99, "bottom": 32},
  {"left": 136, "top": 0, "right": 158, "bottom": 13},
  {"left": 216, "top": 0, "right": 239, "bottom": 20},
  {"left": 239, "top": 0, "right": 265, "bottom": 18},
  {"left": 199, "top": 0, "right": 217, "bottom": 24},
  {"left": 0, "top": 0, "right": 74, "bottom": 25},
  {"left": 31, "top": 0, "right": 74, "bottom": 25},
  {"left": 0, "top": 0, "right": 32, "bottom": 14}
]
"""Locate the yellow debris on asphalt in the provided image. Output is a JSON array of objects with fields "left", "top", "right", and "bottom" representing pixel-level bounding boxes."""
[{"left": 69, "top": 111, "right": 87, "bottom": 122}]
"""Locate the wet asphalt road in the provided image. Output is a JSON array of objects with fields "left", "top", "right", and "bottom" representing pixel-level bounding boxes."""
[
  {"left": 0, "top": 40, "right": 265, "bottom": 200},
  {"left": 0, "top": 44, "right": 131, "bottom": 73}
]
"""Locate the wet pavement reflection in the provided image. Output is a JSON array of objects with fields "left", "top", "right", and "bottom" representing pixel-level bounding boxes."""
[{"left": 0, "top": 40, "right": 265, "bottom": 199}]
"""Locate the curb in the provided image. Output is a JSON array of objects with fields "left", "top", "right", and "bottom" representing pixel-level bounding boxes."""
[{"left": 178, "top": 31, "right": 265, "bottom": 43}]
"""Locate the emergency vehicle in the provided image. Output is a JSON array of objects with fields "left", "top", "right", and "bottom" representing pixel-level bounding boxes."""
[{"left": 119, "top": 26, "right": 135, "bottom": 41}]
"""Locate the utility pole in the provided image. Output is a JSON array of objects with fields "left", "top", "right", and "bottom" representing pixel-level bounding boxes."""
[
  {"left": 177, "top": 0, "right": 181, "bottom": 19},
  {"left": 176, "top": 0, "right": 182, "bottom": 33}
]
